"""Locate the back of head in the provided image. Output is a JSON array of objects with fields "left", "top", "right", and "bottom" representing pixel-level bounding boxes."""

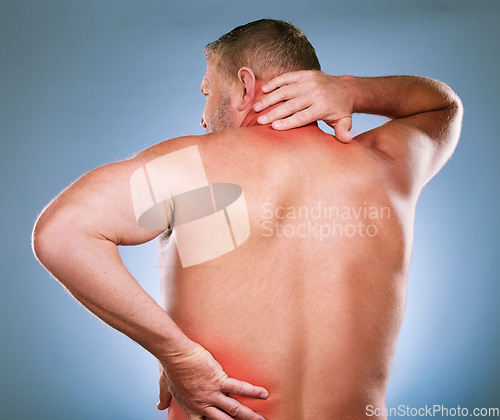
[{"left": 205, "top": 19, "right": 321, "bottom": 81}]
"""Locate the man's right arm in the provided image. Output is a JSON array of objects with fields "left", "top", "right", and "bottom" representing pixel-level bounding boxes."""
[
  {"left": 254, "top": 71, "right": 463, "bottom": 193},
  {"left": 32, "top": 139, "right": 268, "bottom": 420},
  {"left": 342, "top": 75, "right": 463, "bottom": 188}
]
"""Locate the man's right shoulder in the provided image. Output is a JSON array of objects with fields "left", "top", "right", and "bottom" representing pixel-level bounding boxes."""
[
  {"left": 134, "top": 127, "right": 250, "bottom": 159},
  {"left": 132, "top": 134, "right": 206, "bottom": 161}
]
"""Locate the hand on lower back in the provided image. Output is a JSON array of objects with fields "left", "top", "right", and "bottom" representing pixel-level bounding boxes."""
[
  {"left": 157, "top": 342, "right": 269, "bottom": 420},
  {"left": 253, "top": 70, "right": 353, "bottom": 143}
]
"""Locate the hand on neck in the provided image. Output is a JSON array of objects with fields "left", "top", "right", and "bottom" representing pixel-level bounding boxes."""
[
  {"left": 235, "top": 73, "right": 317, "bottom": 130},
  {"left": 239, "top": 79, "right": 281, "bottom": 127}
]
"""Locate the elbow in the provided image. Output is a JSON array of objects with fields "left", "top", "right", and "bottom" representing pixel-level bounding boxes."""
[
  {"left": 32, "top": 211, "right": 57, "bottom": 266},
  {"left": 32, "top": 205, "right": 74, "bottom": 267},
  {"left": 449, "top": 90, "right": 464, "bottom": 141},
  {"left": 450, "top": 91, "right": 464, "bottom": 120},
  {"left": 440, "top": 81, "right": 464, "bottom": 118},
  {"left": 438, "top": 81, "right": 464, "bottom": 144}
]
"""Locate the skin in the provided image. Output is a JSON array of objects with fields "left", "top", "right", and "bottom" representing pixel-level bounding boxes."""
[
  {"left": 32, "top": 54, "right": 462, "bottom": 420},
  {"left": 162, "top": 61, "right": 463, "bottom": 419}
]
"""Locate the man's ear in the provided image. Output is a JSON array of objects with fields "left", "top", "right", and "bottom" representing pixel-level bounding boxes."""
[{"left": 236, "top": 67, "right": 256, "bottom": 112}]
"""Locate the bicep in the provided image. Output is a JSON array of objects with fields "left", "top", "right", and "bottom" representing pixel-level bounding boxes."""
[
  {"left": 37, "top": 156, "right": 166, "bottom": 246},
  {"left": 357, "top": 106, "right": 463, "bottom": 193}
]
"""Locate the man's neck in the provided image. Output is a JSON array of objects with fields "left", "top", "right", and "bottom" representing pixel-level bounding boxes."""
[
  {"left": 238, "top": 80, "right": 318, "bottom": 129},
  {"left": 241, "top": 103, "right": 280, "bottom": 128},
  {"left": 240, "top": 102, "right": 319, "bottom": 130}
]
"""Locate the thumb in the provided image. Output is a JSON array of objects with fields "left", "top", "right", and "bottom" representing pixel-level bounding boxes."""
[
  {"left": 157, "top": 389, "right": 172, "bottom": 410},
  {"left": 333, "top": 116, "right": 353, "bottom": 143}
]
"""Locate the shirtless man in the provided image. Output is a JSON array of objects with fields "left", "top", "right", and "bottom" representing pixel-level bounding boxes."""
[{"left": 32, "top": 19, "right": 463, "bottom": 420}]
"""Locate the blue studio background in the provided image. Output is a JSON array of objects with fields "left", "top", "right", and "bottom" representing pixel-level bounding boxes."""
[{"left": 1, "top": 1, "right": 499, "bottom": 419}]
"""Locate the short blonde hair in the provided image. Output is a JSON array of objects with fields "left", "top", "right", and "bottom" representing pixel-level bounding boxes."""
[{"left": 205, "top": 19, "right": 321, "bottom": 80}]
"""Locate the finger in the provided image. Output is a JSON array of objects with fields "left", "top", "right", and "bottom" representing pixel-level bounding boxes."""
[
  {"left": 221, "top": 377, "right": 269, "bottom": 399},
  {"left": 199, "top": 406, "right": 234, "bottom": 420},
  {"left": 216, "top": 395, "right": 266, "bottom": 420},
  {"left": 157, "top": 389, "right": 172, "bottom": 410},
  {"left": 254, "top": 81, "right": 308, "bottom": 114},
  {"left": 257, "top": 95, "right": 311, "bottom": 126},
  {"left": 270, "top": 108, "right": 315, "bottom": 131},
  {"left": 333, "top": 116, "right": 353, "bottom": 143},
  {"left": 261, "top": 71, "right": 306, "bottom": 93},
  {"left": 157, "top": 368, "right": 172, "bottom": 410}
]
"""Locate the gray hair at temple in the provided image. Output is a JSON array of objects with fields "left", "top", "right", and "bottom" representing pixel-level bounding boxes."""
[{"left": 205, "top": 19, "right": 321, "bottom": 81}]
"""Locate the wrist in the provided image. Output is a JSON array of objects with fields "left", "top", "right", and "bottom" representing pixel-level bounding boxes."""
[
  {"left": 153, "top": 325, "right": 199, "bottom": 361},
  {"left": 339, "top": 75, "right": 360, "bottom": 114}
]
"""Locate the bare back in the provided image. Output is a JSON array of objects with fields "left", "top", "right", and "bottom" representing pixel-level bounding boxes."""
[{"left": 159, "top": 124, "right": 414, "bottom": 419}]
